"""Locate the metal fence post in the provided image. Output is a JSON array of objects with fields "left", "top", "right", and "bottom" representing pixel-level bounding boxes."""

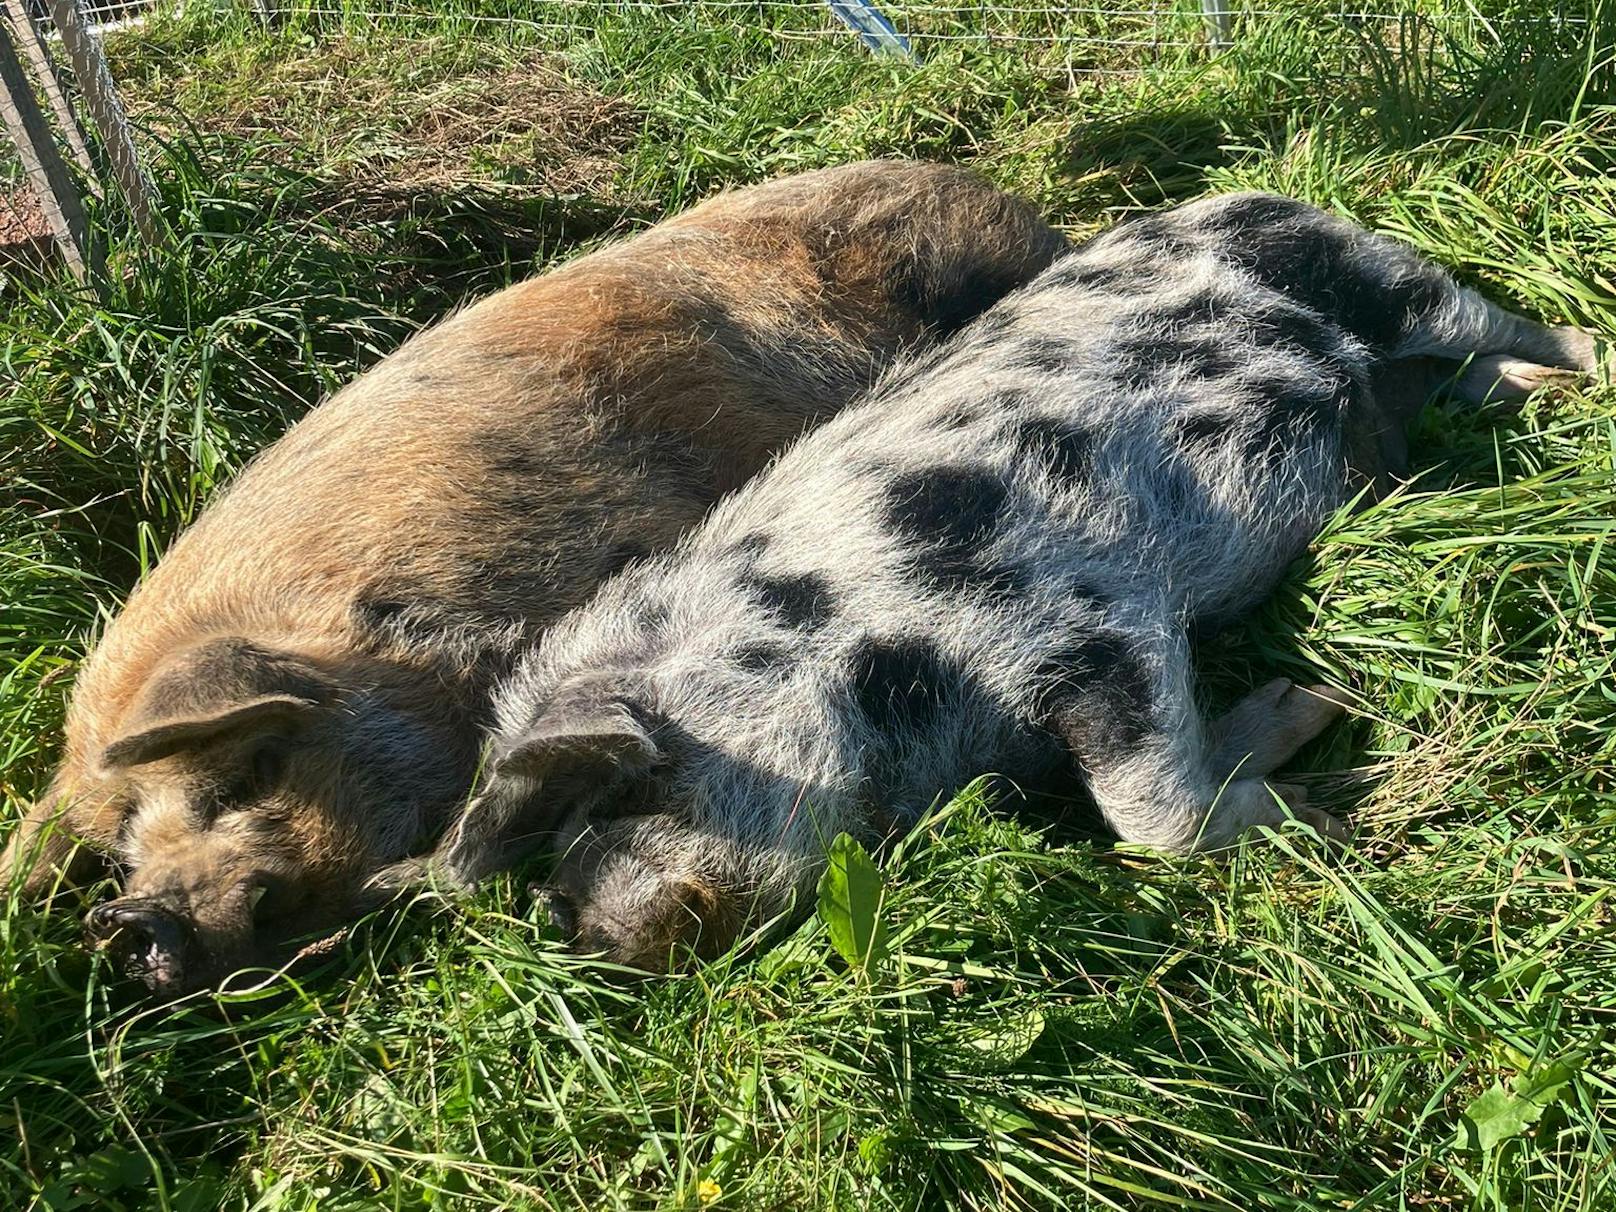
[
  {"left": 2, "top": 0, "right": 96, "bottom": 182},
  {"left": 1201, "top": 0, "right": 1233, "bottom": 49},
  {"left": 47, "top": 0, "right": 164, "bottom": 247},
  {"left": 0, "top": 14, "right": 90, "bottom": 278}
]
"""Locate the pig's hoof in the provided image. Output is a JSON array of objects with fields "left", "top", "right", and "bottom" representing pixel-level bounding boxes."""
[{"left": 1268, "top": 783, "right": 1350, "bottom": 844}]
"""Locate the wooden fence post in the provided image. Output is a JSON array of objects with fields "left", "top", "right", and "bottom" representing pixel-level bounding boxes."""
[
  {"left": 0, "top": 14, "right": 90, "bottom": 278},
  {"left": 47, "top": 0, "right": 164, "bottom": 247},
  {"left": 2, "top": 0, "right": 96, "bottom": 182}
]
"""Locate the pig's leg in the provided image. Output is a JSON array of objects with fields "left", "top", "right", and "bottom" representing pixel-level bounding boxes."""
[
  {"left": 1, "top": 783, "right": 117, "bottom": 895},
  {"left": 1207, "top": 678, "right": 1351, "bottom": 781},
  {"left": 1042, "top": 623, "right": 1346, "bottom": 851},
  {"left": 1396, "top": 286, "right": 1600, "bottom": 405},
  {"left": 1453, "top": 355, "right": 1590, "bottom": 405}
]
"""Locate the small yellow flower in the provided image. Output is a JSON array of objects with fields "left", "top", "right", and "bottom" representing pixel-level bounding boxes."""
[{"left": 697, "top": 1178, "right": 723, "bottom": 1204}]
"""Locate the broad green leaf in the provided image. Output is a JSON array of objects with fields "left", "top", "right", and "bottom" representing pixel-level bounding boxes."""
[
  {"left": 817, "top": 832, "right": 889, "bottom": 977},
  {"left": 962, "top": 1007, "right": 1047, "bottom": 1067},
  {"left": 858, "top": 1130, "right": 893, "bottom": 1172},
  {"left": 1458, "top": 1083, "right": 1537, "bottom": 1151},
  {"left": 170, "top": 1170, "right": 227, "bottom": 1212},
  {"left": 706, "top": 1063, "right": 760, "bottom": 1174},
  {"left": 70, "top": 1145, "right": 149, "bottom": 1194},
  {"left": 965, "top": 1097, "right": 1039, "bottom": 1135},
  {"left": 1458, "top": 1058, "right": 1581, "bottom": 1151},
  {"left": 1518, "top": 1059, "right": 1580, "bottom": 1104}
]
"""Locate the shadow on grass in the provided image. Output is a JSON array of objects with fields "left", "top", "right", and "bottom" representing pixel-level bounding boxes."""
[
  {"left": 1049, "top": 6, "right": 1612, "bottom": 220},
  {"left": 289, "top": 174, "right": 648, "bottom": 315}
]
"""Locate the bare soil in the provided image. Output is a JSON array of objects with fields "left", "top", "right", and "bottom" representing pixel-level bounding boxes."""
[{"left": 0, "top": 187, "right": 51, "bottom": 250}]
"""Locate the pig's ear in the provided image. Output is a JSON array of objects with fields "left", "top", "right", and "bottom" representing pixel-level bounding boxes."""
[
  {"left": 98, "top": 637, "right": 331, "bottom": 770},
  {"left": 491, "top": 698, "right": 662, "bottom": 783},
  {"left": 102, "top": 696, "right": 322, "bottom": 768},
  {"left": 437, "top": 698, "right": 662, "bottom": 888}
]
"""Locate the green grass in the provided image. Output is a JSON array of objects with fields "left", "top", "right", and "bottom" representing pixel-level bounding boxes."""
[{"left": 4, "top": 1, "right": 1616, "bottom": 1207}]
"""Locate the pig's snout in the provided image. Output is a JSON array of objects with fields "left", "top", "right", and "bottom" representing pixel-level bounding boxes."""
[{"left": 85, "top": 898, "right": 197, "bottom": 993}]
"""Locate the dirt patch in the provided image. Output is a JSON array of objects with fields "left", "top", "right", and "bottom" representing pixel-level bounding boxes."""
[
  {"left": 129, "top": 39, "right": 643, "bottom": 202},
  {"left": 0, "top": 187, "right": 53, "bottom": 262},
  {"left": 392, "top": 56, "right": 639, "bottom": 197}
]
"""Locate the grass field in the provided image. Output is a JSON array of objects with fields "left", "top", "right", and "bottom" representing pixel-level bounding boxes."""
[{"left": 4, "top": 1, "right": 1616, "bottom": 1207}]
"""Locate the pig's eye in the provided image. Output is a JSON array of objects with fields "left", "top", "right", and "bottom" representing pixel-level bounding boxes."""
[
  {"left": 251, "top": 743, "right": 287, "bottom": 792},
  {"left": 208, "top": 744, "right": 290, "bottom": 820}
]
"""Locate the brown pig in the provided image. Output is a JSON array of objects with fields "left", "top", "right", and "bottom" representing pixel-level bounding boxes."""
[{"left": 1, "top": 160, "right": 1065, "bottom": 997}]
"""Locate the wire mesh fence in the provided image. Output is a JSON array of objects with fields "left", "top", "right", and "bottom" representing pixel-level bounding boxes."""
[
  {"left": 22, "top": 0, "right": 154, "bottom": 28},
  {"left": 247, "top": 0, "right": 1592, "bottom": 76},
  {"left": 0, "top": 0, "right": 1601, "bottom": 277}
]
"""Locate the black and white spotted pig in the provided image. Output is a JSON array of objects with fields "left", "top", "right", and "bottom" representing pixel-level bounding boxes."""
[{"left": 426, "top": 193, "right": 1598, "bottom": 971}]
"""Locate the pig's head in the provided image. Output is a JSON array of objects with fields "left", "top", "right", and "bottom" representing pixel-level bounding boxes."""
[
  {"left": 538, "top": 813, "right": 749, "bottom": 975},
  {"left": 6, "top": 636, "right": 473, "bottom": 997},
  {"left": 428, "top": 661, "right": 835, "bottom": 974}
]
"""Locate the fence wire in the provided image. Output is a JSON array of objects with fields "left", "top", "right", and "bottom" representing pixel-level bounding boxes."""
[
  {"left": 13, "top": 0, "right": 1599, "bottom": 74},
  {"left": 23, "top": 0, "right": 151, "bottom": 26},
  {"left": 233, "top": 0, "right": 1591, "bottom": 79},
  {"left": 0, "top": 0, "right": 1596, "bottom": 269}
]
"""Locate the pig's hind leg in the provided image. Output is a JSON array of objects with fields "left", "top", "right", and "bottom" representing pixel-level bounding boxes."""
[
  {"left": 1208, "top": 678, "right": 1351, "bottom": 781},
  {"left": 1206, "top": 194, "right": 1600, "bottom": 405},
  {"left": 1393, "top": 277, "right": 1600, "bottom": 405},
  {"left": 1039, "top": 624, "right": 1346, "bottom": 851},
  {"left": 1453, "top": 354, "right": 1592, "bottom": 405}
]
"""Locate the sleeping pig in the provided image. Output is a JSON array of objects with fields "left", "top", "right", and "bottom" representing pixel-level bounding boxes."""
[
  {"left": 1, "top": 160, "right": 1067, "bottom": 997},
  {"left": 432, "top": 192, "right": 1597, "bottom": 972}
]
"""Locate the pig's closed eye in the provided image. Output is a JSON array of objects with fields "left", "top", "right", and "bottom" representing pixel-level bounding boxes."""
[
  {"left": 215, "top": 743, "right": 288, "bottom": 816},
  {"left": 251, "top": 743, "right": 286, "bottom": 792}
]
